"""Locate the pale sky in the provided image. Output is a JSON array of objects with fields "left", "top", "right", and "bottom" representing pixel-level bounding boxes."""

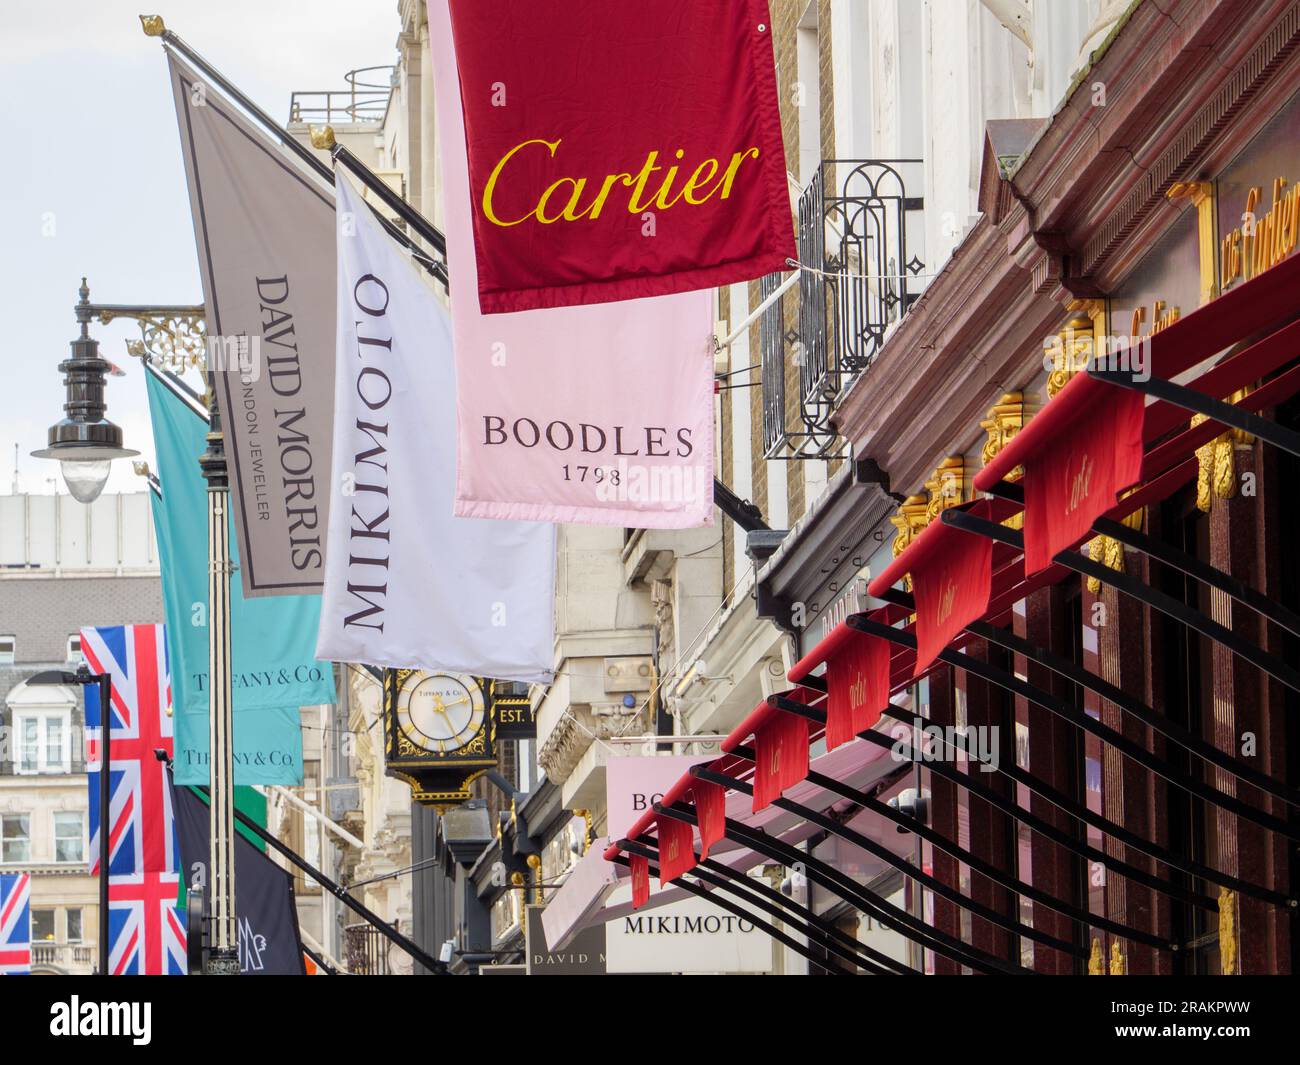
[{"left": 0, "top": 0, "right": 401, "bottom": 495}]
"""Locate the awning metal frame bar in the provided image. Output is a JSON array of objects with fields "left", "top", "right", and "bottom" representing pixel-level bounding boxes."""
[
  {"left": 784, "top": 670, "right": 1289, "bottom": 909},
  {"left": 616, "top": 836, "right": 898, "bottom": 974},
  {"left": 773, "top": 688, "right": 1214, "bottom": 911},
  {"left": 1089, "top": 365, "right": 1300, "bottom": 460},
  {"left": 689, "top": 765, "right": 1084, "bottom": 959},
  {"left": 717, "top": 747, "right": 1174, "bottom": 952},
  {"left": 874, "top": 583, "right": 1300, "bottom": 810},
  {"left": 983, "top": 478, "right": 1300, "bottom": 641},
  {"left": 858, "top": 597, "right": 1298, "bottom": 841},
  {"left": 941, "top": 509, "right": 1300, "bottom": 697}
]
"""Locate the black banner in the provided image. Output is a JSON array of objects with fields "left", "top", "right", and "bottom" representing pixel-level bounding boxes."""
[{"left": 170, "top": 780, "right": 306, "bottom": 975}]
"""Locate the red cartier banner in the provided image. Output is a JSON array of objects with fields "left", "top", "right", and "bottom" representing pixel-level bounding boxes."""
[
  {"left": 656, "top": 814, "right": 697, "bottom": 885},
  {"left": 630, "top": 853, "right": 651, "bottom": 909},
  {"left": 445, "top": 0, "right": 795, "bottom": 313},
  {"left": 693, "top": 780, "right": 727, "bottom": 860},
  {"left": 824, "top": 632, "right": 891, "bottom": 750},
  {"left": 751, "top": 712, "right": 810, "bottom": 812},
  {"left": 1021, "top": 380, "right": 1146, "bottom": 575}
]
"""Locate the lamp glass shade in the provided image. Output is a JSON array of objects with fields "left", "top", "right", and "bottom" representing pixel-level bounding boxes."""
[{"left": 60, "top": 459, "right": 111, "bottom": 503}]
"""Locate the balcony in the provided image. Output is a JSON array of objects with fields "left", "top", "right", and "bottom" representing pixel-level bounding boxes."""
[
  {"left": 288, "top": 66, "right": 395, "bottom": 127},
  {"left": 344, "top": 922, "right": 392, "bottom": 974},
  {"left": 763, "top": 160, "right": 926, "bottom": 459},
  {"left": 31, "top": 942, "right": 95, "bottom": 971}
]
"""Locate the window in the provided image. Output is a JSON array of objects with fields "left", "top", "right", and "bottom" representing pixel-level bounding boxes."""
[
  {"left": 66, "top": 634, "right": 83, "bottom": 663},
  {"left": 1, "top": 814, "right": 31, "bottom": 863},
  {"left": 13, "top": 711, "right": 72, "bottom": 774},
  {"left": 0, "top": 635, "right": 14, "bottom": 665},
  {"left": 32, "top": 908, "right": 55, "bottom": 942},
  {"left": 54, "top": 811, "right": 84, "bottom": 864},
  {"left": 67, "top": 908, "right": 82, "bottom": 943}
]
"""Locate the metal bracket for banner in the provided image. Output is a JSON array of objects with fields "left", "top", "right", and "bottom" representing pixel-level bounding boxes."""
[
  {"left": 706, "top": 751, "right": 1173, "bottom": 952},
  {"left": 615, "top": 836, "right": 896, "bottom": 974},
  {"left": 771, "top": 691, "right": 1217, "bottom": 914},
  {"left": 608, "top": 846, "right": 862, "bottom": 975},
  {"left": 941, "top": 508, "right": 1300, "bottom": 698},
  {"left": 983, "top": 478, "right": 1300, "bottom": 640},
  {"left": 1089, "top": 366, "right": 1300, "bottom": 460},
  {"left": 687, "top": 765, "right": 1085, "bottom": 959},
  {"left": 654, "top": 800, "right": 1031, "bottom": 975},
  {"left": 155, "top": 28, "right": 448, "bottom": 289}
]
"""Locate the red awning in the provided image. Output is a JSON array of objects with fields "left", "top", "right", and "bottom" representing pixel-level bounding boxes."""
[{"left": 975, "top": 250, "right": 1300, "bottom": 570}]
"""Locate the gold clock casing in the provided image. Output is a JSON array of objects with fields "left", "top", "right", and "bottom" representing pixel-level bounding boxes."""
[{"left": 384, "top": 668, "right": 497, "bottom": 810}]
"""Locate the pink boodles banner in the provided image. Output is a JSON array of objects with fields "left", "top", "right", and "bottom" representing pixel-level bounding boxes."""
[{"left": 430, "top": 0, "right": 715, "bottom": 528}]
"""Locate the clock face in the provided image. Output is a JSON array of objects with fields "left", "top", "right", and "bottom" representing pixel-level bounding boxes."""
[{"left": 395, "top": 673, "right": 486, "bottom": 754}]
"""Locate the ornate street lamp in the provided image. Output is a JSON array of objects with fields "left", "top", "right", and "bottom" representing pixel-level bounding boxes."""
[{"left": 31, "top": 280, "right": 140, "bottom": 502}]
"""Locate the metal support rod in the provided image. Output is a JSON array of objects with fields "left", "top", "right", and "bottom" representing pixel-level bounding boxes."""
[
  {"left": 885, "top": 598, "right": 1300, "bottom": 839},
  {"left": 194, "top": 785, "right": 447, "bottom": 974},
  {"left": 790, "top": 641, "right": 1292, "bottom": 909},
  {"left": 157, "top": 30, "right": 447, "bottom": 288},
  {"left": 772, "top": 691, "right": 1208, "bottom": 911},
  {"left": 97, "top": 672, "right": 111, "bottom": 976}
]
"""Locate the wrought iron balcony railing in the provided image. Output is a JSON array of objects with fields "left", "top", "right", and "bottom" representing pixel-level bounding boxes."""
[
  {"left": 762, "top": 159, "right": 926, "bottom": 459},
  {"left": 344, "top": 921, "right": 393, "bottom": 974},
  {"left": 289, "top": 66, "right": 396, "bottom": 127}
]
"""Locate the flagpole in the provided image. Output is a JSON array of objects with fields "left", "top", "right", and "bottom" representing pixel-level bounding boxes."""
[{"left": 97, "top": 671, "right": 111, "bottom": 975}]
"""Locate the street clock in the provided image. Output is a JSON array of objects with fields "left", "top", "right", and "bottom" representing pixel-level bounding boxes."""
[{"left": 384, "top": 669, "right": 497, "bottom": 808}]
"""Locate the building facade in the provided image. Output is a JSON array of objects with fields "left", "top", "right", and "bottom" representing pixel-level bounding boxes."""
[
  {"left": 283, "top": 0, "right": 1300, "bottom": 974},
  {"left": 0, "top": 490, "right": 162, "bottom": 974}
]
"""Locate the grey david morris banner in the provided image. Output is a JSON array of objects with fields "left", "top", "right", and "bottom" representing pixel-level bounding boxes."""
[{"left": 167, "top": 50, "right": 335, "bottom": 598}]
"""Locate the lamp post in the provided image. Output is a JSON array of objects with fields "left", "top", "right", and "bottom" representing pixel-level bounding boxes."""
[
  {"left": 28, "top": 667, "right": 111, "bottom": 974},
  {"left": 32, "top": 280, "right": 240, "bottom": 974}
]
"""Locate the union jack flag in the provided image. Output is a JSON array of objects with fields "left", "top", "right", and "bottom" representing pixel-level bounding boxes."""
[
  {"left": 108, "top": 871, "right": 186, "bottom": 975},
  {"left": 82, "top": 624, "right": 177, "bottom": 877},
  {"left": 0, "top": 873, "right": 32, "bottom": 975}
]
